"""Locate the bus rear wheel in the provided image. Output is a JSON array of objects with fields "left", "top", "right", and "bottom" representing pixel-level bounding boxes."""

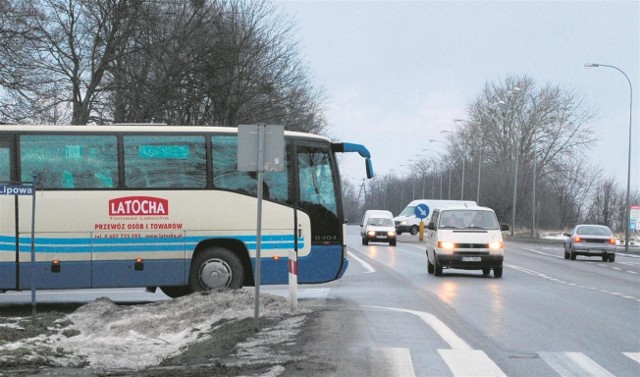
[{"left": 190, "top": 247, "right": 244, "bottom": 291}]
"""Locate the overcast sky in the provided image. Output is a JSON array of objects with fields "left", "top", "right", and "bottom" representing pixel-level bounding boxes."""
[{"left": 278, "top": 0, "right": 640, "bottom": 193}]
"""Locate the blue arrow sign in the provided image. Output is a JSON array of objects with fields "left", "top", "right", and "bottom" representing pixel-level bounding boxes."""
[{"left": 414, "top": 203, "right": 430, "bottom": 219}]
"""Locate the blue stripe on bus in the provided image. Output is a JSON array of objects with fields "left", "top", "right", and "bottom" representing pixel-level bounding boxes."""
[{"left": 0, "top": 234, "right": 304, "bottom": 253}]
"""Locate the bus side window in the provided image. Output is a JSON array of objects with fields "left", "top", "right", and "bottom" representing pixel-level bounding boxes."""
[{"left": 127, "top": 167, "right": 149, "bottom": 188}]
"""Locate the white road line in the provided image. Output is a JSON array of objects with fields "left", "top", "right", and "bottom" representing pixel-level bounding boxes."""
[
  {"left": 540, "top": 352, "right": 615, "bottom": 377},
  {"left": 368, "top": 306, "right": 472, "bottom": 350},
  {"left": 520, "top": 246, "right": 564, "bottom": 258},
  {"left": 368, "top": 347, "right": 416, "bottom": 377},
  {"left": 439, "top": 349, "right": 507, "bottom": 377},
  {"left": 347, "top": 250, "right": 376, "bottom": 273},
  {"left": 505, "top": 263, "right": 640, "bottom": 302},
  {"left": 623, "top": 352, "right": 640, "bottom": 364}
]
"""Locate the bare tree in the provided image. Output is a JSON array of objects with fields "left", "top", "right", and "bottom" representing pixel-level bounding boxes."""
[
  {"left": 451, "top": 75, "right": 596, "bottom": 229},
  {"left": 0, "top": 0, "right": 144, "bottom": 124},
  {"left": 108, "top": 0, "right": 325, "bottom": 132}
]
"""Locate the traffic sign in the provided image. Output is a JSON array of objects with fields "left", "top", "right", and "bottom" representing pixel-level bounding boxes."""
[{"left": 414, "top": 203, "right": 430, "bottom": 219}]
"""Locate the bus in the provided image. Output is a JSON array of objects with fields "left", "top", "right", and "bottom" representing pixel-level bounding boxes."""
[{"left": 0, "top": 124, "right": 373, "bottom": 297}]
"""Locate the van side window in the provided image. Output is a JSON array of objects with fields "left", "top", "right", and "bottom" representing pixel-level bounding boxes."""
[{"left": 429, "top": 211, "right": 439, "bottom": 228}]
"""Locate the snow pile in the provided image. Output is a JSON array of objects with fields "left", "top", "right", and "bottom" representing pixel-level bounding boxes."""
[{"left": 0, "top": 289, "right": 306, "bottom": 371}]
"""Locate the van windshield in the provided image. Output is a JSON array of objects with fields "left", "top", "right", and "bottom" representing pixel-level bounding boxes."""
[
  {"left": 368, "top": 218, "right": 394, "bottom": 227},
  {"left": 438, "top": 210, "right": 499, "bottom": 230}
]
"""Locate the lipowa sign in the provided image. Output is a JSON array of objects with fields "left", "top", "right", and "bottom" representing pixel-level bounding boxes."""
[{"left": 109, "top": 196, "right": 168, "bottom": 216}]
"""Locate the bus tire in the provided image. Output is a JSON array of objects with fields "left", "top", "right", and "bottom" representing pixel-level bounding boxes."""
[
  {"left": 160, "top": 285, "right": 192, "bottom": 298},
  {"left": 189, "top": 247, "right": 244, "bottom": 291}
]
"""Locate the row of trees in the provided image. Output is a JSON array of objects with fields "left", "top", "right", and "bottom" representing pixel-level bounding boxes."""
[
  {"left": 0, "top": 0, "right": 325, "bottom": 133},
  {"left": 343, "top": 75, "right": 638, "bottom": 236},
  {"left": 2, "top": 2, "right": 635, "bottom": 235}
]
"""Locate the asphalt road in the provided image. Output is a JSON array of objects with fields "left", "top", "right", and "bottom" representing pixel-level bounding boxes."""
[
  {"left": 278, "top": 226, "right": 640, "bottom": 377},
  {"left": 1, "top": 226, "right": 638, "bottom": 376}
]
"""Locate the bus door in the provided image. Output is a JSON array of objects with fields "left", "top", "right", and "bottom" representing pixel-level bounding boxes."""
[
  {"left": 293, "top": 141, "right": 345, "bottom": 282},
  {"left": 0, "top": 137, "right": 17, "bottom": 289}
]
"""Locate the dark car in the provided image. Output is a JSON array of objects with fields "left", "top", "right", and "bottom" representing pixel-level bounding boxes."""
[{"left": 563, "top": 224, "right": 617, "bottom": 262}]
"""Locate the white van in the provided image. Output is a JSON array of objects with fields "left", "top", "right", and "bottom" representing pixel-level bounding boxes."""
[
  {"left": 425, "top": 206, "right": 508, "bottom": 277},
  {"left": 394, "top": 199, "right": 477, "bottom": 235},
  {"left": 360, "top": 210, "right": 396, "bottom": 246}
]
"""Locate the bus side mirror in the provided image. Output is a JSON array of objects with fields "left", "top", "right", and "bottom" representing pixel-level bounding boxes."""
[{"left": 365, "top": 158, "right": 374, "bottom": 179}]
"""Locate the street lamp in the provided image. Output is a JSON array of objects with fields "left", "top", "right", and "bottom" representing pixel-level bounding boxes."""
[
  {"left": 510, "top": 87, "right": 538, "bottom": 240},
  {"left": 585, "top": 63, "right": 634, "bottom": 254},
  {"left": 431, "top": 137, "right": 466, "bottom": 199},
  {"left": 454, "top": 118, "right": 485, "bottom": 204}
]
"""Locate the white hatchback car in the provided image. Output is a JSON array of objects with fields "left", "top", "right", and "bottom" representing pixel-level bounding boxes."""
[{"left": 361, "top": 216, "right": 397, "bottom": 246}]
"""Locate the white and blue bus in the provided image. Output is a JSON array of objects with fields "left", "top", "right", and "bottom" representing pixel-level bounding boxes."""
[{"left": 0, "top": 124, "right": 373, "bottom": 297}]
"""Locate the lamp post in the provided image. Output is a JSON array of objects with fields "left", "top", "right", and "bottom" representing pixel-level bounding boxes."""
[
  {"left": 496, "top": 99, "right": 519, "bottom": 236},
  {"left": 585, "top": 63, "right": 634, "bottom": 254}
]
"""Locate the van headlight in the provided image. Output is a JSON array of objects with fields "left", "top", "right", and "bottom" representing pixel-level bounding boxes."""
[
  {"left": 438, "top": 241, "right": 455, "bottom": 250},
  {"left": 388, "top": 231, "right": 397, "bottom": 237},
  {"left": 367, "top": 231, "right": 376, "bottom": 237},
  {"left": 489, "top": 241, "right": 504, "bottom": 250}
]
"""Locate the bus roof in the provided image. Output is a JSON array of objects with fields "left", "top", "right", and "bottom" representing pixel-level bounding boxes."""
[{"left": 0, "top": 124, "right": 331, "bottom": 142}]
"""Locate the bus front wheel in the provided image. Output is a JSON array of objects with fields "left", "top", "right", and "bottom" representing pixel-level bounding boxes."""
[
  {"left": 190, "top": 247, "right": 244, "bottom": 291},
  {"left": 160, "top": 285, "right": 191, "bottom": 298}
]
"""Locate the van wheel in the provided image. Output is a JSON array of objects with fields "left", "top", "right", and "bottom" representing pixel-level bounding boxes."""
[
  {"left": 434, "top": 260, "right": 443, "bottom": 276},
  {"left": 390, "top": 239, "right": 396, "bottom": 246},
  {"left": 608, "top": 254, "right": 615, "bottom": 262},
  {"left": 570, "top": 251, "right": 576, "bottom": 260},
  {"left": 189, "top": 247, "right": 244, "bottom": 291},
  {"left": 494, "top": 266, "right": 503, "bottom": 278},
  {"left": 427, "top": 259, "right": 434, "bottom": 274},
  {"left": 362, "top": 237, "right": 369, "bottom": 245},
  {"left": 482, "top": 268, "right": 491, "bottom": 276},
  {"left": 410, "top": 226, "right": 418, "bottom": 235}
]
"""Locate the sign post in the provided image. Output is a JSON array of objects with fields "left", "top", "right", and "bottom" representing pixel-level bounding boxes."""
[
  {"left": 238, "top": 124, "right": 285, "bottom": 331},
  {"left": 414, "top": 203, "right": 430, "bottom": 241},
  {"left": 0, "top": 180, "right": 37, "bottom": 320}
]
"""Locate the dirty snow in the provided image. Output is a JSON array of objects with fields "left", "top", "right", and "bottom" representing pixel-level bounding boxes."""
[{"left": 0, "top": 289, "right": 307, "bottom": 371}]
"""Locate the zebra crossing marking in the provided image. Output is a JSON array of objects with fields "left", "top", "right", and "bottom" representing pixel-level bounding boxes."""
[
  {"left": 368, "top": 347, "right": 416, "bottom": 377},
  {"left": 539, "top": 352, "right": 615, "bottom": 377}
]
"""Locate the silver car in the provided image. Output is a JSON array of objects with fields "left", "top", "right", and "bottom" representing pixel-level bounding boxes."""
[{"left": 563, "top": 224, "right": 617, "bottom": 262}]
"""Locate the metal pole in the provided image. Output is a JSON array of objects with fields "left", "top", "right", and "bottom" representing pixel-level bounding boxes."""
[
  {"left": 531, "top": 152, "right": 536, "bottom": 240},
  {"left": 30, "top": 177, "right": 37, "bottom": 321},
  {"left": 476, "top": 147, "right": 482, "bottom": 204},
  {"left": 512, "top": 143, "right": 519, "bottom": 236},
  {"left": 460, "top": 159, "right": 465, "bottom": 200},
  {"left": 254, "top": 125, "right": 265, "bottom": 332}
]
